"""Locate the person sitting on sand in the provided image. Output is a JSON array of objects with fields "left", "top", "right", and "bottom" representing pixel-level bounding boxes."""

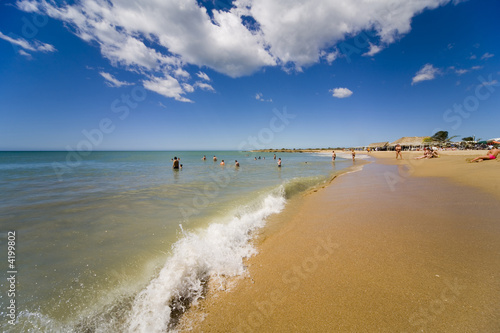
[
  {"left": 414, "top": 147, "right": 435, "bottom": 160},
  {"left": 395, "top": 144, "right": 402, "bottom": 160},
  {"left": 172, "top": 157, "right": 180, "bottom": 169},
  {"left": 414, "top": 148, "right": 429, "bottom": 159},
  {"left": 468, "top": 148, "right": 500, "bottom": 163}
]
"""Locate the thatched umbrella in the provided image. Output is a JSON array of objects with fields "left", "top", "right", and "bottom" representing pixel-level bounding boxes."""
[
  {"left": 368, "top": 142, "right": 389, "bottom": 149},
  {"left": 389, "top": 136, "right": 429, "bottom": 150}
]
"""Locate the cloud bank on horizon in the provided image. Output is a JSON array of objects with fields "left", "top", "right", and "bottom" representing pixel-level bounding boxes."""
[{"left": 15, "top": 0, "right": 461, "bottom": 102}]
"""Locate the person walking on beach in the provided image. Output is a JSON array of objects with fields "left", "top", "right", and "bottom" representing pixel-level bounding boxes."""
[
  {"left": 172, "top": 157, "right": 180, "bottom": 169},
  {"left": 468, "top": 148, "right": 500, "bottom": 162},
  {"left": 395, "top": 144, "right": 403, "bottom": 160},
  {"left": 332, "top": 150, "right": 336, "bottom": 161},
  {"left": 351, "top": 149, "right": 355, "bottom": 161},
  {"left": 277, "top": 158, "right": 282, "bottom": 167}
]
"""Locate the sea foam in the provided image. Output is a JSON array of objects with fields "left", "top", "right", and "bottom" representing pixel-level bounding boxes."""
[{"left": 126, "top": 189, "right": 286, "bottom": 332}]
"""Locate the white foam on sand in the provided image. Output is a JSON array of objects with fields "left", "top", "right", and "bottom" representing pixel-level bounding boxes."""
[
  {"left": 125, "top": 190, "right": 286, "bottom": 333},
  {"left": 315, "top": 151, "right": 371, "bottom": 160}
]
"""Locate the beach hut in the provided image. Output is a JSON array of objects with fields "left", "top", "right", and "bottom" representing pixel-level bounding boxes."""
[
  {"left": 368, "top": 142, "right": 389, "bottom": 151},
  {"left": 389, "top": 136, "right": 428, "bottom": 150}
]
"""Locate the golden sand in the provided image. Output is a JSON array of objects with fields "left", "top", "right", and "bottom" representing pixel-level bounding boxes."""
[{"left": 179, "top": 150, "right": 500, "bottom": 332}]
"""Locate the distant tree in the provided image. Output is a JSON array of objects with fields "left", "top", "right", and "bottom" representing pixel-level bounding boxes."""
[
  {"left": 431, "top": 131, "right": 458, "bottom": 143},
  {"left": 461, "top": 136, "right": 482, "bottom": 142},
  {"left": 422, "top": 137, "right": 433, "bottom": 143}
]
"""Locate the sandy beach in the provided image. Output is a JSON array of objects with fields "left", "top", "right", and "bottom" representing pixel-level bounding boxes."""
[{"left": 179, "top": 150, "right": 500, "bottom": 332}]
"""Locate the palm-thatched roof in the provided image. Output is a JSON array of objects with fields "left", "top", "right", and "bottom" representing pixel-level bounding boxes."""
[
  {"left": 390, "top": 136, "right": 428, "bottom": 146},
  {"left": 368, "top": 141, "right": 389, "bottom": 148}
]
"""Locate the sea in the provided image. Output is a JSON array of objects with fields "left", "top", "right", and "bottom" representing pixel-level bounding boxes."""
[{"left": 0, "top": 150, "right": 365, "bottom": 332}]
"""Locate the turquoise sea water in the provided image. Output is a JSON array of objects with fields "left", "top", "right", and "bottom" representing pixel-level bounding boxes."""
[{"left": 0, "top": 150, "right": 361, "bottom": 332}]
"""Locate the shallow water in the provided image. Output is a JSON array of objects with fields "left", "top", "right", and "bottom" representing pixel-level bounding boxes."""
[{"left": 0, "top": 150, "right": 363, "bottom": 332}]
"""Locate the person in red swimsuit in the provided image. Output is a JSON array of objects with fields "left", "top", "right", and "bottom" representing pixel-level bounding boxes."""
[{"left": 468, "top": 148, "right": 500, "bottom": 162}]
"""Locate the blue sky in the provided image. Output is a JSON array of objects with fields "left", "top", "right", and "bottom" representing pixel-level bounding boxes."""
[{"left": 1, "top": 0, "right": 499, "bottom": 150}]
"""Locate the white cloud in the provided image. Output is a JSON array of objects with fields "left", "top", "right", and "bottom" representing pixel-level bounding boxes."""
[
  {"left": 479, "top": 79, "right": 498, "bottom": 87},
  {"left": 449, "top": 65, "right": 482, "bottom": 76},
  {"left": 197, "top": 71, "right": 211, "bottom": 81},
  {"left": 18, "top": 49, "right": 32, "bottom": 58},
  {"left": 194, "top": 81, "right": 215, "bottom": 91},
  {"left": 322, "top": 50, "right": 339, "bottom": 64},
  {"left": 330, "top": 87, "right": 353, "bottom": 98},
  {"left": 363, "top": 43, "right": 383, "bottom": 57},
  {"left": 99, "top": 72, "right": 133, "bottom": 87},
  {"left": 481, "top": 52, "right": 494, "bottom": 60},
  {"left": 0, "top": 31, "right": 56, "bottom": 54},
  {"left": 143, "top": 76, "right": 193, "bottom": 103},
  {"left": 411, "top": 63, "right": 440, "bottom": 85},
  {"left": 15, "top": 0, "right": 460, "bottom": 101},
  {"left": 255, "top": 92, "right": 272, "bottom": 102},
  {"left": 449, "top": 66, "right": 468, "bottom": 75}
]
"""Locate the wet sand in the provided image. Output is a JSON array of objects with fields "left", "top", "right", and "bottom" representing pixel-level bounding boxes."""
[{"left": 179, "top": 152, "right": 500, "bottom": 332}]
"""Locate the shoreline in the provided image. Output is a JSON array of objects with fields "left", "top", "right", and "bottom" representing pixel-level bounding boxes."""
[{"left": 178, "top": 151, "right": 500, "bottom": 332}]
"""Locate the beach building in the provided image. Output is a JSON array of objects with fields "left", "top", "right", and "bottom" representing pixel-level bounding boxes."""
[
  {"left": 389, "top": 136, "right": 428, "bottom": 150},
  {"left": 367, "top": 142, "right": 389, "bottom": 151}
]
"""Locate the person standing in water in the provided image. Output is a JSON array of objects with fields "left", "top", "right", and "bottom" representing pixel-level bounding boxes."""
[
  {"left": 395, "top": 144, "right": 403, "bottom": 160},
  {"left": 277, "top": 158, "right": 282, "bottom": 167},
  {"left": 172, "top": 157, "right": 180, "bottom": 169},
  {"left": 332, "top": 150, "right": 336, "bottom": 161},
  {"left": 351, "top": 149, "right": 355, "bottom": 161}
]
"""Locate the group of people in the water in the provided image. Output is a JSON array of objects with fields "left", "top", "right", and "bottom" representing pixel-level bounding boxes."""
[{"left": 174, "top": 154, "right": 282, "bottom": 169}]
